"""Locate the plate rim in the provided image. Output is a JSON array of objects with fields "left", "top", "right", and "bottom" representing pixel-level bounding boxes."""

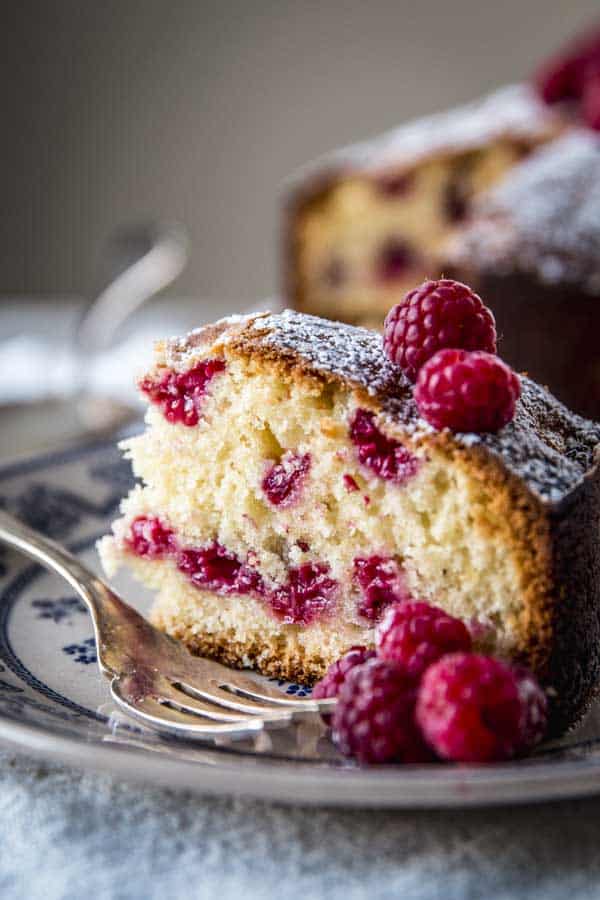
[
  {"left": 3, "top": 438, "right": 600, "bottom": 807},
  {"left": 5, "top": 710, "right": 600, "bottom": 808}
]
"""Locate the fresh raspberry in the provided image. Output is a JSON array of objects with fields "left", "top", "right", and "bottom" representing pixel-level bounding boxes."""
[
  {"left": 514, "top": 666, "right": 549, "bottom": 755},
  {"left": 376, "top": 602, "right": 472, "bottom": 679},
  {"left": 536, "top": 54, "right": 584, "bottom": 104},
  {"left": 383, "top": 279, "right": 496, "bottom": 381},
  {"left": 415, "top": 348, "right": 520, "bottom": 433},
  {"left": 332, "top": 658, "right": 431, "bottom": 764},
  {"left": 535, "top": 27, "right": 600, "bottom": 104},
  {"left": 416, "top": 653, "right": 545, "bottom": 762},
  {"left": 312, "top": 646, "right": 376, "bottom": 700},
  {"left": 126, "top": 515, "right": 177, "bottom": 558},
  {"left": 582, "top": 71, "right": 600, "bottom": 130}
]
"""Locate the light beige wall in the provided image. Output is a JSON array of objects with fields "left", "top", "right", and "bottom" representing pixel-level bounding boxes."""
[{"left": 3, "top": 0, "right": 597, "bottom": 311}]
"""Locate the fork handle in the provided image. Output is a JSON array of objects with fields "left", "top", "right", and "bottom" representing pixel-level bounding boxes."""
[
  {"left": 0, "top": 508, "right": 150, "bottom": 678},
  {"left": 0, "top": 508, "right": 103, "bottom": 595}
]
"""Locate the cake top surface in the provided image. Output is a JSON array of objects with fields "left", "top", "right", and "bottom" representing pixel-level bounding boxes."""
[
  {"left": 286, "top": 85, "right": 562, "bottom": 189},
  {"left": 167, "top": 310, "right": 600, "bottom": 506},
  {"left": 447, "top": 130, "right": 600, "bottom": 293}
]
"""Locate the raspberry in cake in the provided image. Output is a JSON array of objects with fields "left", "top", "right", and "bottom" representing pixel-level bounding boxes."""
[{"left": 98, "top": 310, "right": 600, "bottom": 735}]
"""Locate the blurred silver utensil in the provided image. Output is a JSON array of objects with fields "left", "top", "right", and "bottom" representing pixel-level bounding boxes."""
[
  {"left": 2, "top": 222, "right": 189, "bottom": 457},
  {"left": 0, "top": 509, "right": 334, "bottom": 741},
  {"left": 76, "top": 221, "right": 188, "bottom": 357},
  {"left": 74, "top": 221, "right": 189, "bottom": 433}
]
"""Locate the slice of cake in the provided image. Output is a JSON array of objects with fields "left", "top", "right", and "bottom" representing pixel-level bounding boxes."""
[
  {"left": 283, "top": 85, "right": 563, "bottom": 329},
  {"left": 443, "top": 130, "right": 600, "bottom": 420},
  {"left": 98, "top": 310, "right": 600, "bottom": 734}
]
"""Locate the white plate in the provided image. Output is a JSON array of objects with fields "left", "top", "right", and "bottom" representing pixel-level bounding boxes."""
[{"left": 2, "top": 438, "right": 600, "bottom": 808}]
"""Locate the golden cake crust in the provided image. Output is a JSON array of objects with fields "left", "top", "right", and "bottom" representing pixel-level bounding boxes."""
[{"left": 152, "top": 610, "right": 334, "bottom": 685}]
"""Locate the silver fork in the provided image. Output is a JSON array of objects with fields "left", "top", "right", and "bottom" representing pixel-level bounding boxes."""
[{"left": 0, "top": 510, "right": 335, "bottom": 740}]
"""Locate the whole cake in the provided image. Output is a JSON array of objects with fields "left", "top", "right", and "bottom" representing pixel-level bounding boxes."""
[
  {"left": 99, "top": 309, "right": 600, "bottom": 734},
  {"left": 444, "top": 130, "right": 600, "bottom": 419},
  {"left": 284, "top": 85, "right": 563, "bottom": 330},
  {"left": 283, "top": 23, "right": 600, "bottom": 418}
]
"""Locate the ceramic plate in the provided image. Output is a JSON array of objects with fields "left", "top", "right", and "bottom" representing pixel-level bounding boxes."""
[{"left": 2, "top": 439, "right": 600, "bottom": 808}]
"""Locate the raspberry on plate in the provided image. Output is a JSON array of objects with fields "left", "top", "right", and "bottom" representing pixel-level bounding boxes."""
[
  {"left": 416, "top": 652, "right": 547, "bottom": 762},
  {"left": 583, "top": 71, "right": 600, "bottom": 130},
  {"left": 332, "top": 658, "right": 431, "bottom": 764},
  {"left": 514, "top": 666, "right": 549, "bottom": 755},
  {"left": 383, "top": 279, "right": 497, "bottom": 382},
  {"left": 312, "top": 645, "right": 376, "bottom": 700},
  {"left": 415, "top": 348, "right": 521, "bottom": 433},
  {"left": 376, "top": 601, "right": 472, "bottom": 679}
]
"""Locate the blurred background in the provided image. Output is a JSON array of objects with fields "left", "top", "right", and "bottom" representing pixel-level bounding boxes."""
[{"left": 3, "top": 0, "right": 599, "bottom": 306}]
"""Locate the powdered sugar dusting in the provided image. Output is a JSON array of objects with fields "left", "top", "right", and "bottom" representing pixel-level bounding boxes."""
[
  {"left": 253, "top": 310, "right": 412, "bottom": 400},
  {"left": 165, "top": 312, "right": 265, "bottom": 367},
  {"left": 170, "top": 309, "right": 600, "bottom": 503},
  {"left": 253, "top": 311, "right": 599, "bottom": 503},
  {"left": 286, "top": 85, "right": 560, "bottom": 186},
  {"left": 450, "top": 130, "right": 600, "bottom": 292},
  {"left": 461, "top": 378, "right": 600, "bottom": 503}
]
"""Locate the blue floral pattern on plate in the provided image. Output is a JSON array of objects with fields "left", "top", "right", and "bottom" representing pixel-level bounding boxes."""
[
  {"left": 32, "top": 596, "right": 87, "bottom": 624},
  {"left": 268, "top": 677, "right": 312, "bottom": 698},
  {"left": 62, "top": 638, "right": 98, "bottom": 665}
]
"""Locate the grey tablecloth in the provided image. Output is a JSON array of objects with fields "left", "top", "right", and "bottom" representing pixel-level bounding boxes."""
[{"left": 2, "top": 749, "right": 600, "bottom": 900}]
